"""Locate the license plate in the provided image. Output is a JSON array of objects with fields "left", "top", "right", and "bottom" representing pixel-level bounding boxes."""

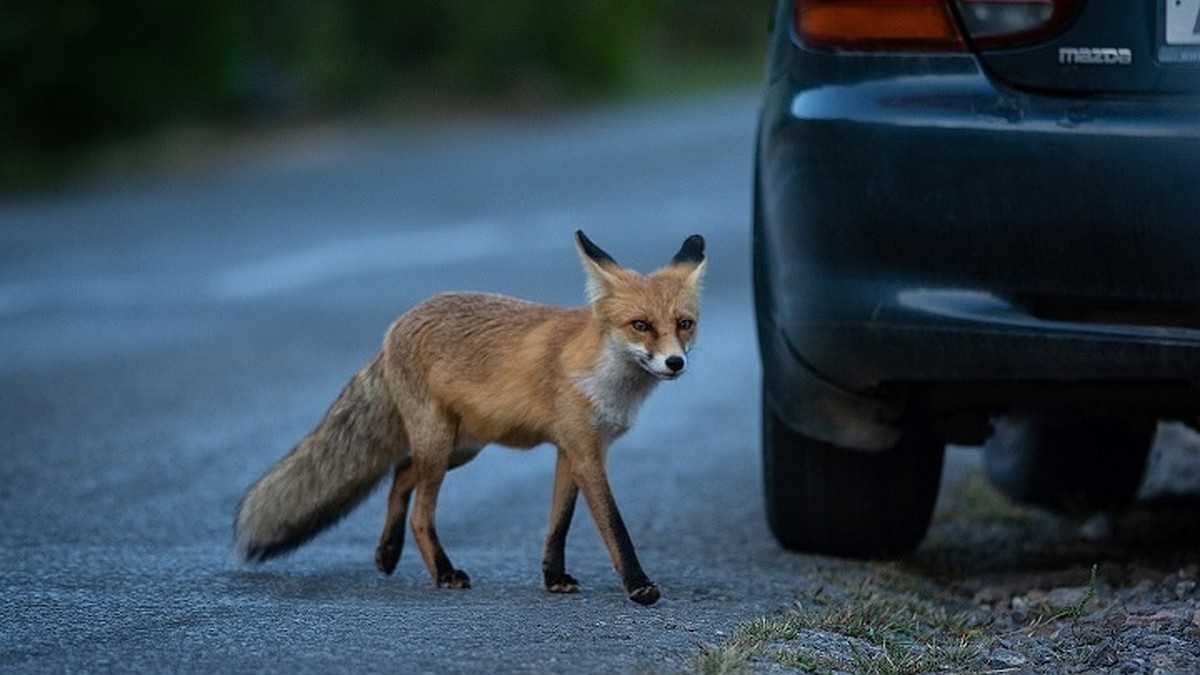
[{"left": 1165, "top": 0, "right": 1200, "bottom": 45}]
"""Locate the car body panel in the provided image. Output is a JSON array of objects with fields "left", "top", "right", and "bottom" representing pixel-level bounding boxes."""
[
  {"left": 971, "top": 0, "right": 1200, "bottom": 96},
  {"left": 755, "top": 0, "right": 1200, "bottom": 448}
]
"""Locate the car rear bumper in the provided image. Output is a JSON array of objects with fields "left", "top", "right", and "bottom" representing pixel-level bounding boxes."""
[{"left": 756, "top": 55, "right": 1200, "bottom": 438}]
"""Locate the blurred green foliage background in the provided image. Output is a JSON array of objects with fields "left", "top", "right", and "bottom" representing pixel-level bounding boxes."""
[{"left": 1, "top": 0, "right": 766, "bottom": 186}]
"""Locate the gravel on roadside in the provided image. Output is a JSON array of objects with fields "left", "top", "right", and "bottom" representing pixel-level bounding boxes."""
[{"left": 701, "top": 423, "right": 1200, "bottom": 674}]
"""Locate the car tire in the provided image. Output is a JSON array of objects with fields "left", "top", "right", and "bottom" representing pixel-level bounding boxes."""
[
  {"left": 762, "top": 391, "right": 945, "bottom": 557},
  {"left": 984, "top": 413, "right": 1154, "bottom": 513}
]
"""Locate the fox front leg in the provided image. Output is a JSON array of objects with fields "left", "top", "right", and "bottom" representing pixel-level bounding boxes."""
[
  {"left": 542, "top": 450, "right": 581, "bottom": 593},
  {"left": 568, "top": 449, "right": 660, "bottom": 606}
]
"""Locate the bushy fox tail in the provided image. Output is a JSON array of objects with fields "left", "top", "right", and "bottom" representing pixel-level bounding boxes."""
[{"left": 234, "top": 354, "right": 405, "bottom": 563}]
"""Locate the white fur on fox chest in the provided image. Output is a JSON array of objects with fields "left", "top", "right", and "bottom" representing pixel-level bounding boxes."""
[{"left": 573, "top": 340, "right": 658, "bottom": 440}]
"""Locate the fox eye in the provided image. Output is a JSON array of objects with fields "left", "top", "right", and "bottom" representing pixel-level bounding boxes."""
[
  {"left": 630, "top": 319, "right": 651, "bottom": 332},
  {"left": 677, "top": 318, "right": 695, "bottom": 331}
]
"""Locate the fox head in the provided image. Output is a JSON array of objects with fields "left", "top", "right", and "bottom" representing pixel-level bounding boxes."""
[{"left": 575, "top": 230, "right": 706, "bottom": 380}]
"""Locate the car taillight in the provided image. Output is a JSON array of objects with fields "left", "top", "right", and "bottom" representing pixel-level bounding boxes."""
[
  {"left": 794, "top": 0, "right": 1082, "bottom": 51},
  {"left": 955, "top": 0, "right": 1081, "bottom": 48},
  {"left": 795, "top": 0, "right": 965, "bottom": 51}
]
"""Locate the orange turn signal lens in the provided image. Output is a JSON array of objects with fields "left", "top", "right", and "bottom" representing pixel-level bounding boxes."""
[{"left": 797, "top": 0, "right": 965, "bottom": 51}]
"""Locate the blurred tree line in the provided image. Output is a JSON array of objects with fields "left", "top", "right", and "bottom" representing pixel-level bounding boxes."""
[{"left": 1, "top": 0, "right": 765, "bottom": 183}]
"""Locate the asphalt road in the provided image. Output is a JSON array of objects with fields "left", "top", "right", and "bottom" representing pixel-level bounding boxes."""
[{"left": 0, "top": 91, "right": 812, "bottom": 672}]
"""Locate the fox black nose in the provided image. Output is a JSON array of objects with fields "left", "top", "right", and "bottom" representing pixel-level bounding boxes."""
[{"left": 665, "top": 355, "right": 685, "bottom": 373}]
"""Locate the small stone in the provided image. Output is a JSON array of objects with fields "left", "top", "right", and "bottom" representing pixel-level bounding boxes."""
[
  {"left": 990, "top": 647, "right": 1027, "bottom": 667},
  {"left": 1087, "top": 638, "right": 1117, "bottom": 669},
  {"left": 1042, "top": 586, "right": 1089, "bottom": 612},
  {"left": 1079, "top": 513, "right": 1113, "bottom": 540}
]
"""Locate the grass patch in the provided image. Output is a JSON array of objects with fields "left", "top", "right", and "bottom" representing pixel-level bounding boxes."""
[
  {"left": 1039, "top": 563, "right": 1100, "bottom": 622},
  {"left": 695, "top": 643, "right": 754, "bottom": 675},
  {"left": 701, "top": 567, "right": 988, "bottom": 674},
  {"left": 941, "top": 471, "right": 1037, "bottom": 526},
  {"left": 915, "top": 469, "right": 1075, "bottom": 576}
]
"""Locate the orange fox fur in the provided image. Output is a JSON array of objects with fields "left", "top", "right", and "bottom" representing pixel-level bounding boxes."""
[{"left": 234, "top": 230, "right": 705, "bottom": 605}]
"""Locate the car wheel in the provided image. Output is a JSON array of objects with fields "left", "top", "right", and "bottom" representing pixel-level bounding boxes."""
[
  {"left": 984, "top": 413, "right": 1154, "bottom": 513},
  {"left": 762, "top": 390, "right": 945, "bottom": 557}
]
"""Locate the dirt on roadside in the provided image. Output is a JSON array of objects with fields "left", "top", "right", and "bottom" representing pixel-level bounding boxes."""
[
  {"left": 914, "top": 477, "right": 1200, "bottom": 672},
  {"left": 709, "top": 424, "right": 1200, "bottom": 674}
]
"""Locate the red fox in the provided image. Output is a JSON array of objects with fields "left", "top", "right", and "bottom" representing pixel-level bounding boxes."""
[{"left": 234, "top": 230, "right": 705, "bottom": 605}]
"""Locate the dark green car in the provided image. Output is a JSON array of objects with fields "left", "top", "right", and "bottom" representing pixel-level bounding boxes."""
[{"left": 754, "top": 0, "right": 1200, "bottom": 556}]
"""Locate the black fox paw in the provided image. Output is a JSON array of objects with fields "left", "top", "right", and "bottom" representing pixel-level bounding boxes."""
[
  {"left": 628, "top": 582, "right": 660, "bottom": 606},
  {"left": 437, "top": 569, "right": 471, "bottom": 589},
  {"left": 544, "top": 573, "right": 581, "bottom": 594},
  {"left": 375, "top": 544, "right": 400, "bottom": 576}
]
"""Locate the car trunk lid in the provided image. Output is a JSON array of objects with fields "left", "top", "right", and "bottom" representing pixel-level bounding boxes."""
[{"left": 955, "top": 0, "right": 1200, "bottom": 96}]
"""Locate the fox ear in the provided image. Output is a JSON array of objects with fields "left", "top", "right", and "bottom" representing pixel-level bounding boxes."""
[
  {"left": 671, "top": 234, "right": 705, "bottom": 266},
  {"left": 576, "top": 230, "right": 619, "bottom": 268},
  {"left": 575, "top": 230, "right": 622, "bottom": 303},
  {"left": 670, "top": 234, "right": 706, "bottom": 287}
]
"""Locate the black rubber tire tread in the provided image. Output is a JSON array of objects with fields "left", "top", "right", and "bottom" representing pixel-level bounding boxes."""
[{"left": 762, "top": 390, "right": 945, "bottom": 558}]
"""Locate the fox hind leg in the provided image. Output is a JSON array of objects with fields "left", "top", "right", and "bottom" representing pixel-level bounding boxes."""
[
  {"left": 542, "top": 450, "right": 581, "bottom": 593},
  {"left": 408, "top": 423, "right": 470, "bottom": 589},
  {"left": 375, "top": 461, "right": 415, "bottom": 575}
]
